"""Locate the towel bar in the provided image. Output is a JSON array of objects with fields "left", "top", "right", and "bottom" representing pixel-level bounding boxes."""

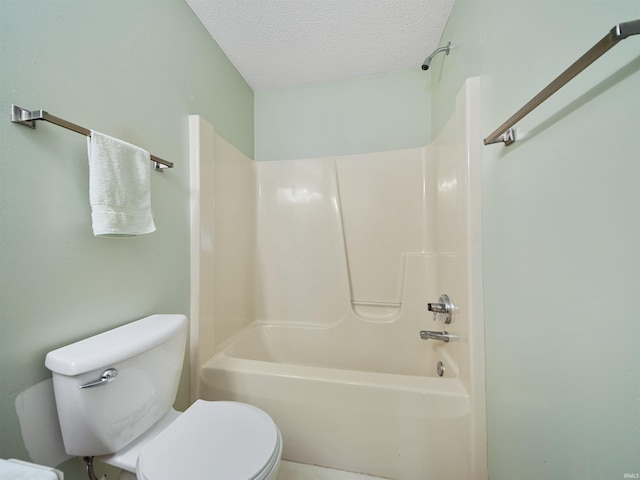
[
  {"left": 10, "top": 104, "right": 173, "bottom": 171},
  {"left": 484, "top": 19, "right": 640, "bottom": 146}
]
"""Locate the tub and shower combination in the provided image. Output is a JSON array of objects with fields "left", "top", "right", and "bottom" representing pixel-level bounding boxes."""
[{"left": 191, "top": 79, "right": 486, "bottom": 479}]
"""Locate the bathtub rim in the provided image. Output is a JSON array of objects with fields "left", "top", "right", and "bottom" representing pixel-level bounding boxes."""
[
  {"left": 201, "top": 323, "right": 469, "bottom": 400},
  {"left": 210, "top": 320, "right": 462, "bottom": 380}
]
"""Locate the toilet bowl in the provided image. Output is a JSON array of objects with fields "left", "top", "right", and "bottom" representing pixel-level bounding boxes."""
[
  {"left": 138, "top": 401, "right": 281, "bottom": 480},
  {"left": 44, "top": 314, "right": 282, "bottom": 480},
  {"left": 103, "top": 401, "right": 282, "bottom": 480}
]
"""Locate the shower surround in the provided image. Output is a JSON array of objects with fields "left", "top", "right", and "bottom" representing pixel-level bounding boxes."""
[{"left": 190, "top": 79, "right": 485, "bottom": 479}]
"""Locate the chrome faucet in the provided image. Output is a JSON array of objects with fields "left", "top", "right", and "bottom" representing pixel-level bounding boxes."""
[
  {"left": 420, "top": 330, "right": 451, "bottom": 342},
  {"left": 427, "top": 293, "right": 455, "bottom": 324}
]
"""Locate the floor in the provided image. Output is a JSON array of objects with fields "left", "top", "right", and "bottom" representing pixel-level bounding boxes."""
[{"left": 277, "top": 461, "right": 389, "bottom": 480}]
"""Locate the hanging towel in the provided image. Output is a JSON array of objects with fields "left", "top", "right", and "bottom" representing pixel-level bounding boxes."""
[{"left": 87, "top": 130, "right": 156, "bottom": 237}]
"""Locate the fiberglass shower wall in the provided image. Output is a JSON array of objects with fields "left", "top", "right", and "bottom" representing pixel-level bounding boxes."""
[{"left": 253, "top": 147, "right": 436, "bottom": 325}]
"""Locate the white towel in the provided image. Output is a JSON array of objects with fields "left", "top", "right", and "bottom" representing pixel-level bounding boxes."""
[{"left": 87, "top": 131, "right": 156, "bottom": 237}]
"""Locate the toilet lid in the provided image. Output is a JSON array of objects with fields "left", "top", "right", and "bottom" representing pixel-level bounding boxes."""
[{"left": 137, "top": 400, "right": 280, "bottom": 480}]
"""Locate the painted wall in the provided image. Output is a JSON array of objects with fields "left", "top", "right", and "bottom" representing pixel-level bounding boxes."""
[
  {"left": 254, "top": 70, "right": 431, "bottom": 161},
  {"left": 0, "top": 0, "right": 253, "bottom": 477},
  {"left": 432, "top": 2, "right": 640, "bottom": 478}
]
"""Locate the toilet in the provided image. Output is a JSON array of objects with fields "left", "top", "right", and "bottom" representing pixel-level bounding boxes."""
[{"left": 45, "top": 314, "right": 282, "bottom": 480}]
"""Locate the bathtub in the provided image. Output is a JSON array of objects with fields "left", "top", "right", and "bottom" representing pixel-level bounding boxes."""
[{"left": 199, "top": 322, "right": 473, "bottom": 480}]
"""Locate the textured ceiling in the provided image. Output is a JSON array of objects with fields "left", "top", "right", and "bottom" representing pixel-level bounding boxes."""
[{"left": 185, "top": 0, "right": 455, "bottom": 91}]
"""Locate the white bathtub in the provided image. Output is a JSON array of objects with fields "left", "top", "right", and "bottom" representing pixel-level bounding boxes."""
[{"left": 200, "top": 322, "right": 473, "bottom": 480}]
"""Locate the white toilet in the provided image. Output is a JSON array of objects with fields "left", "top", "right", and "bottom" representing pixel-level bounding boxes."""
[{"left": 45, "top": 314, "right": 282, "bottom": 480}]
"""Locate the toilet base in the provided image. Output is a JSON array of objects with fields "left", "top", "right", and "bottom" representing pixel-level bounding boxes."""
[{"left": 119, "top": 471, "right": 137, "bottom": 480}]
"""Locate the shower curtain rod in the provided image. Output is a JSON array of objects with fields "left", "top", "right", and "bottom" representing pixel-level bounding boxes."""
[
  {"left": 484, "top": 18, "right": 640, "bottom": 146},
  {"left": 10, "top": 104, "right": 173, "bottom": 170}
]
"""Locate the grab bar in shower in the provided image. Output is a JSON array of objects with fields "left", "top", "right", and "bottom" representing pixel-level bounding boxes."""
[
  {"left": 484, "top": 19, "right": 640, "bottom": 146},
  {"left": 10, "top": 104, "right": 173, "bottom": 170}
]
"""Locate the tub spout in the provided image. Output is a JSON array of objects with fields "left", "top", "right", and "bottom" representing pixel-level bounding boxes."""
[{"left": 419, "top": 330, "right": 451, "bottom": 342}]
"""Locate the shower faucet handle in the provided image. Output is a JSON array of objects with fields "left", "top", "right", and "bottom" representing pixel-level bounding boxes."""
[{"left": 427, "top": 294, "right": 455, "bottom": 324}]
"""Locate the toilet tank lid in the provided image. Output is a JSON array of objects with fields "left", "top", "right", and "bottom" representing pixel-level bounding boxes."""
[{"left": 45, "top": 314, "right": 187, "bottom": 376}]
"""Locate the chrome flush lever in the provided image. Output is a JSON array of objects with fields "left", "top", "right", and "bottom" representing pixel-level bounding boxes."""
[
  {"left": 78, "top": 368, "right": 118, "bottom": 389},
  {"left": 427, "top": 294, "right": 455, "bottom": 324}
]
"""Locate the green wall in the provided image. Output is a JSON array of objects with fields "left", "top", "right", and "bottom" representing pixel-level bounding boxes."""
[
  {"left": 432, "top": 1, "right": 640, "bottom": 478},
  {"left": 254, "top": 70, "right": 431, "bottom": 161},
  {"left": 0, "top": 0, "right": 253, "bottom": 477}
]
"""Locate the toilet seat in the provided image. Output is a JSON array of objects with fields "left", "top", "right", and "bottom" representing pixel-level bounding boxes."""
[{"left": 136, "top": 400, "right": 281, "bottom": 480}]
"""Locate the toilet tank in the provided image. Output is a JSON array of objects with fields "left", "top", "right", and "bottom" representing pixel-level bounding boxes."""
[{"left": 45, "top": 314, "right": 188, "bottom": 456}]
